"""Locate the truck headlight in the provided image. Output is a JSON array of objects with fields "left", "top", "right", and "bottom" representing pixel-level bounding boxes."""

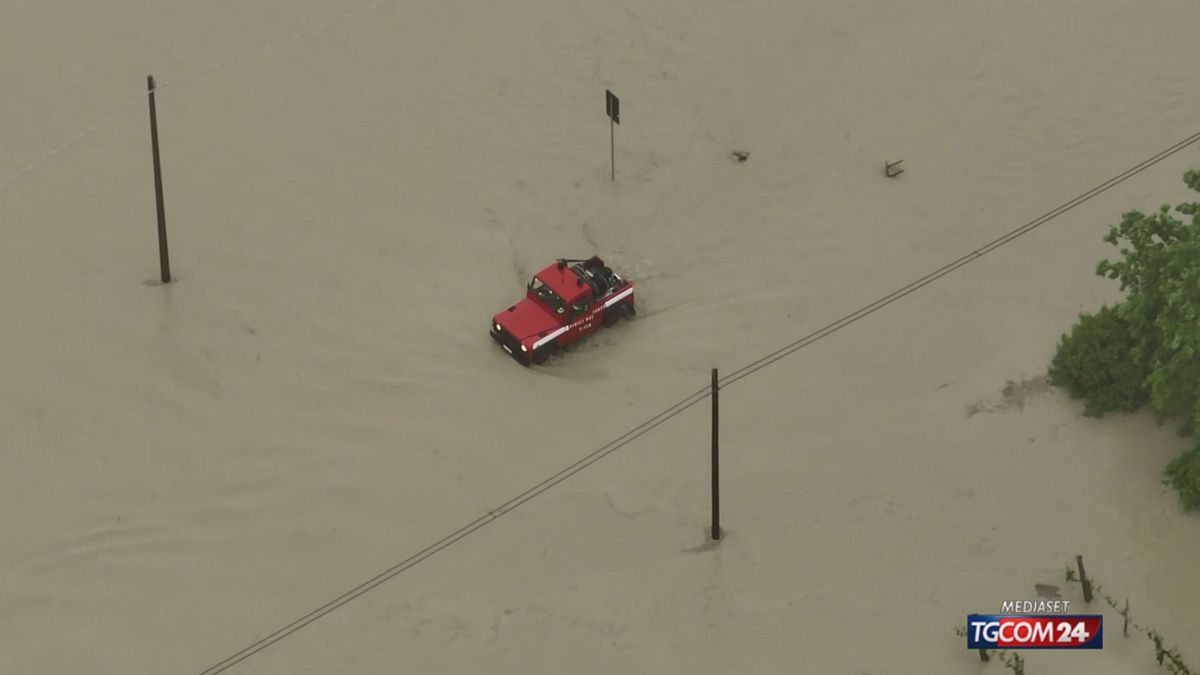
[
  {"left": 520, "top": 344, "right": 528, "bottom": 352},
  {"left": 494, "top": 323, "right": 501, "bottom": 332}
]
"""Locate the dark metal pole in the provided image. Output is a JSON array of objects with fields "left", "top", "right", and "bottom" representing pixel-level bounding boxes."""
[
  {"left": 610, "top": 117, "right": 615, "bottom": 182},
  {"left": 711, "top": 367, "right": 720, "bottom": 540},
  {"left": 147, "top": 75, "right": 171, "bottom": 283}
]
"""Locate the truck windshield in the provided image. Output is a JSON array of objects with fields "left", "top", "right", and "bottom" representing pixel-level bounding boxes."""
[{"left": 530, "top": 279, "right": 567, "bottom": 315}]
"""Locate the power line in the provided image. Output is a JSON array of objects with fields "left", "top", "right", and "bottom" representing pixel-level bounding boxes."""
[
  {"left": 717, "top": 128, "right": 1200, "bottom": 389},
  {"left": 191, "top": 127, "right": 1200, "bottom": 674},
  {"left": 194, "top": 385, "right": 712, "bottom": 675}
]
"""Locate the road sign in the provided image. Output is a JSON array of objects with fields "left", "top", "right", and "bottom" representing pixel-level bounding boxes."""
[{"left": 606, "top": 89, "right": 620, "bottom": 124}]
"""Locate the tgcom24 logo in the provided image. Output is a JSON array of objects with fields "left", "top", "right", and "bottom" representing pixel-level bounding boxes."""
[{"left": 966, "top": 614, "right": 1103, "bottom": 649}]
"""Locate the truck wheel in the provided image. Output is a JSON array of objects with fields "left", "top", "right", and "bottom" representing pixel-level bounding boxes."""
[
  {"left": 533, "top": 343, "right": 557, "bottom": 364},
  {"left": 604, "top": 301, "right": 633, "bottom": 327},
  {"left": 603, "top": 306, "right": 621, "bottom": 327}
]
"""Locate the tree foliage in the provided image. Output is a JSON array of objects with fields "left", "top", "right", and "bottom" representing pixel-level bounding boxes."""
[
  {"left": 1049, "top": 168, "right": 1200, "bottom": 509},
  {"left": 1048, "top": 305, "right": 1149, "bottom": 416},
  {"left": 1166, "top": 445, "right": 1200, "bottom": 513}
]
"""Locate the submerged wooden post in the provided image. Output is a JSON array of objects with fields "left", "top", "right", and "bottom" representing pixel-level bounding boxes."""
[
  {"left": 147, "top": 75, "right": 171, "bottom": 283},
  {"left": 1075, "top": 555, "right": 1093, "bottom": 604}
]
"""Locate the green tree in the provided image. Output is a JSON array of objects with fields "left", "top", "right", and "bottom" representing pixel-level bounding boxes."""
[
  {"left": 1166, "top": 444, "right": 1200, "bottom": 513},
  {"left": 1050, "top": 168, "right": 1200, "bottom": 509},
  {"left": 1048, "top": 305, "right": 1148, "bottom": 415}
]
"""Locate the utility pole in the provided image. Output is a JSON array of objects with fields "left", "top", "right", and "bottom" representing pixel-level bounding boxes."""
[
  {"left": 147, "top": 74, "right": 171, "bottom": 283},
  {"left": 711, "top": 367, "right": 720, "bottom": 540}
]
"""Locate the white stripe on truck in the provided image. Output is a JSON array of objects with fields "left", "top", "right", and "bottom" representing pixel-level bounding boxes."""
[
  {"left": 531, "top": 326, "right": 569, "bottom": 351},
  {"left": 530, "top": 287, "right": 634, "bottom": 351},
  {"left": 602, "top": 287, "right": 634, "bottom": 308}
]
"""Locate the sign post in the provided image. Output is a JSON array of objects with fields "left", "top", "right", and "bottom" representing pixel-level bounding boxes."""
[{"left": 605, "top": 89, "right": 619, "bottom": 181}]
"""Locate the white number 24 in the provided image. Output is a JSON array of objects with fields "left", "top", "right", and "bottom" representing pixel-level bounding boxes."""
[{"left": 1056, "top": 621, "right": 1089, "bottom": 642}]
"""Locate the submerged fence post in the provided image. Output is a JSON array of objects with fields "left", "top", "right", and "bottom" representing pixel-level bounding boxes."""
[{"left": 1075, "top": 555, "right": 1093, "bottom": 604}]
